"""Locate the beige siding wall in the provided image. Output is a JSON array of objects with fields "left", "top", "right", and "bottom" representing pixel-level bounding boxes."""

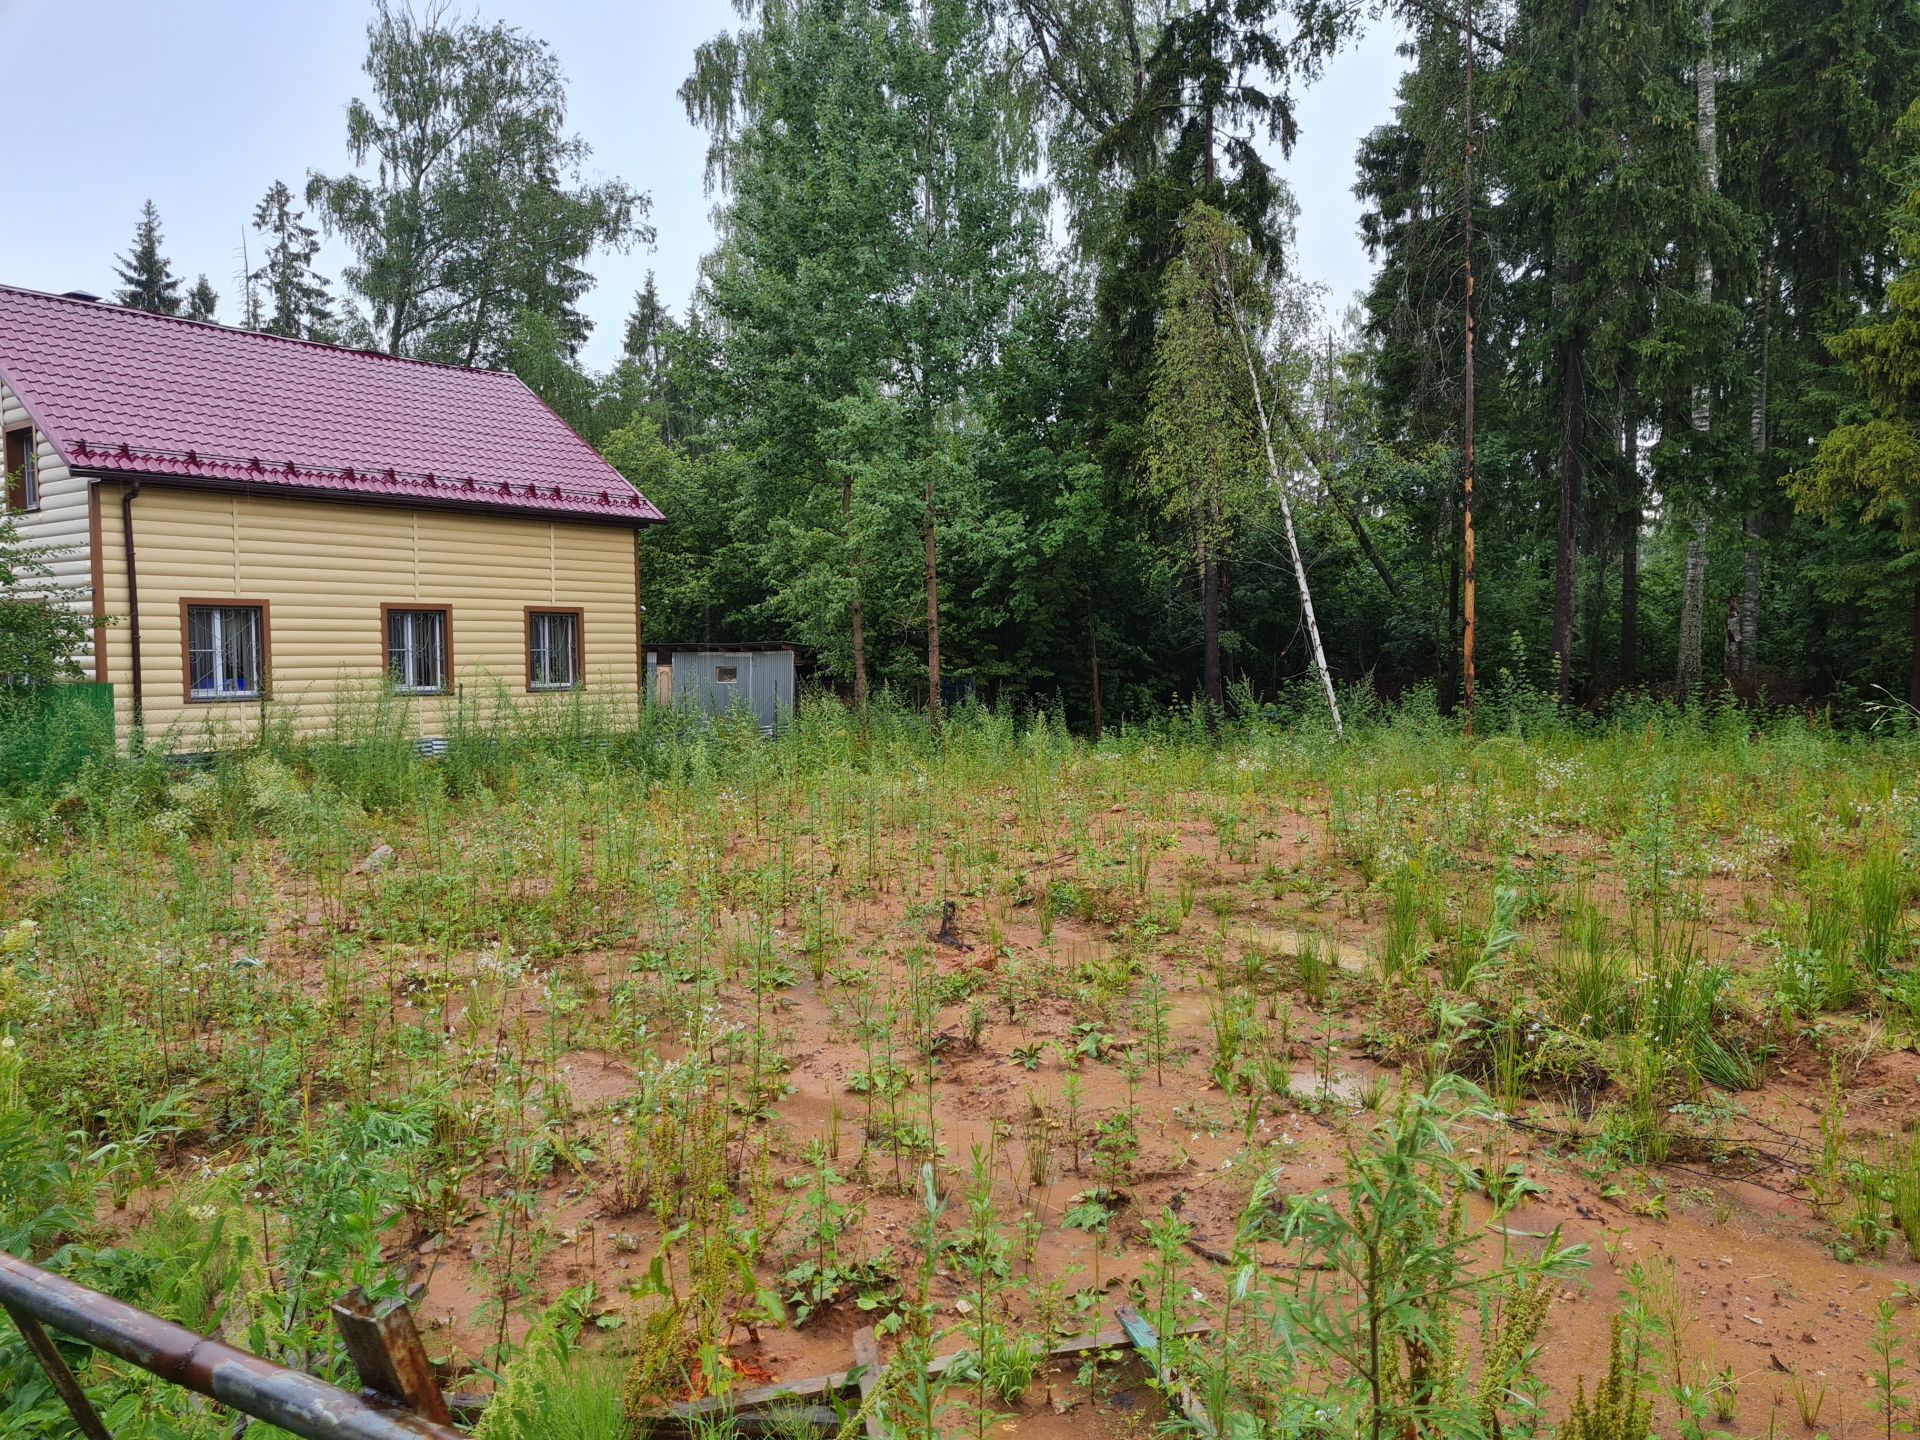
[
  {"left": 94, "top": 482, "right": 641, "bottom": 744},
  {"left": 1, "top": 378, "right": 94, "bottom": 671}
]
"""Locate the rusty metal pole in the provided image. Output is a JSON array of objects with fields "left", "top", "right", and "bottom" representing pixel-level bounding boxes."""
[
  {"left": 330, "top": 1289, "right": 453, "bottom": 1424},
  {"left": 0, "top": 1253, "right": 464, "bottom": 1440},
  {"left": 2, "top": 1303, "right": 116, "bottom": 1440}
]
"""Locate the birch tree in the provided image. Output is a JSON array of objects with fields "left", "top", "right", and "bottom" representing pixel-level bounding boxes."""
[
  {"left": 1149, "top": 203, "right": 1340, "bottom": 731},
  {"left": 696, "top": 0, "right": 1038, "bottom": 717},
  {"left": 308, "top": 0, "right": 647, "bottom": 364}
]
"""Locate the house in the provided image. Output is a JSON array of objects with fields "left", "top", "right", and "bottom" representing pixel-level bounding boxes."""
[{"left": 0, "top": 284, "right": 663, "bottom": 745}]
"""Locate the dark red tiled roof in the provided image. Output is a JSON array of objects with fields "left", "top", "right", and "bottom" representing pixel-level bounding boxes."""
[{"left": 0, "top": 284, "right": 663, "bottom": 524}]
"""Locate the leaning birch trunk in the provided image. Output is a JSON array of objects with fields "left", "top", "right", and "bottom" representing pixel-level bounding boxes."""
[
  {"left": 1677, "top": 0, "right": 1718, "bottom": 703},
  {"left": 1213, "top": 268, "right": 1343, "bottom": 737}
]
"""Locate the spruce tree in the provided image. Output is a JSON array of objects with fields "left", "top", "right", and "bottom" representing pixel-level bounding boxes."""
[
  {"left": 613, "top": 273, "right": 688, "bottom": 440},
  {"left": 1789, "top": 99, "right": 1920, "bottom": 708},
  {"left": 186, "top": 275, "right": 219, "bottom": 323},
  {"left": 1723, "top": 0, "right": 1920, "bottom": 689},
  {"left": 113, "top": 201, "right": 183, "bottom": 315},
  {"left": 251, "top": 181, "right": 336, "bottom": 342},
  {"left": 623, "top": 274, "right": 673, "bottom": 376}
]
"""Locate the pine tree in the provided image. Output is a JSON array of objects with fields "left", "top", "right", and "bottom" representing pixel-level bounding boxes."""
[
  {"left": 1674, "top": 1, "right": 1721, "bottom": 704},
  {"left": 113, "top": 201, "right": 183, "bottom": 315},
  {"left": 251, "top": 181, "right": 336, "bottom": 342},
  {"left": 185, "top": 275, "right": 219, "bottom": 323}
]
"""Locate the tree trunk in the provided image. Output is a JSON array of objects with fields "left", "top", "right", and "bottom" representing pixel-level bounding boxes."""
[
  {"left": 1620, "top": 406, "right": 1640, "bottom": 683},
  {"left": 1677, "top": 0, "right": 1718, "bottom": 703},
  {"left": 1216, "top": 262, "right": 1342, "bottom": 737},
  {"left": 1677, "top": 519, "right": 1708, "bottom": 701},
  {"left": 1585, "top": 546, "right": 1610, "bottom": 700},
  {"left": 843, "top": 473, "right": 869, "bottom": 712},
  {"left": 1911, "top": 577, "right": 1920, "bottom": 711},
  {"left": 1201, "top": 543, "right": 1223, "bottom": 711},
  {"left": 1554, "top": 333, "right": 1585, "bottom": 704},
  {"left": 1552, "top": 0, "right": 1592, "bottom": 707},
  {"left": 1087, "top": 597, "right": 1103, "bottom": 741},
  {"left": 851, "top": 597, "right": 869, "bottom": 713},
  {"left": 1741, "top": 253, "right": 1771, "bottom": 683},
  {"left": 1461, "top": 0, "right": 1478, "bottom": 727},
  {"left": 1442, "top": 521, "right": 1460, "bottom": 715},
  {"left": 924, "top": 471, "right": 941, "bottom": 730},
  {"left": 1740, "top": 521, "right": 1761, "bottom": 682}
]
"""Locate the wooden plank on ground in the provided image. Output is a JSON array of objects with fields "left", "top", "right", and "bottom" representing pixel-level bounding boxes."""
[
  {"left": 851, "top": 1326, "right": 885, "bottom": 1440},
  {"left": 1114, "top": 1304, "right": 1216, "bottom": 1437},
  {"left": 643, "top": 1314, "right": 1211, "bottom": 1431}
]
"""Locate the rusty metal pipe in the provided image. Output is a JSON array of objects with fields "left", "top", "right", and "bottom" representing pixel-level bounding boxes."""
[{"left": 0, "top": 1253, "right": 464, "bottom": 1440}]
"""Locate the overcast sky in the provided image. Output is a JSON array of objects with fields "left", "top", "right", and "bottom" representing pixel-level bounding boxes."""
[{"left": 0, "top": 0, "right": 1407, "bottom": 371}]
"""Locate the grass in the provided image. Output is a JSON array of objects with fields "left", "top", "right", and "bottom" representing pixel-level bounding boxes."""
[{"left": 0, "top": 684, "right": 1916, "bottom": 1436}]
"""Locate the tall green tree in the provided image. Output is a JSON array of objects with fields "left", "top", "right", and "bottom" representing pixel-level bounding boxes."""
[
  {"left": 1148, "top": 204, "right": 1270, "bottom": 710},
  {"left": 112, "top": 201, "right": 183, "bottom": 315},
  {"left": 1789, "top": 99, "right": 1920, "bottom": 708},
  {"left": 308, "top": 0, "right": 649, "bottom": 364},
  {"left": 692, "top": 0, "right": 1040, "bottom": 719},
  {"left": 612, "top": 273, "right": 692, "bottom": 442},
  {"left": 1354, "top": 9, "right": 1503, "bottom": 704},
  {"left": 1150, "top": 201, "right": 1341, "bottom": 724},
  {"left": 251, "top": 181, "right": 336, "bottom": 341},
  {"left": 1723, "top": 0, "right": 1920, "bottom": 689},
  {"left": 185, "top": 275, "right": 219, "bottom": 323},
  {"left": 1007, "top": 0, "right": 1343, "bottom": 487}
]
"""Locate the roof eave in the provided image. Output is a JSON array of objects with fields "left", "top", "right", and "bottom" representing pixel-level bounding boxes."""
[{"left": 73, "top": 468, "right": 665, "bottom": 527}]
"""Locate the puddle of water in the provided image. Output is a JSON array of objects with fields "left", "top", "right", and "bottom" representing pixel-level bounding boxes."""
[
  {"left": 1243, "top": 924, "right": 1371, "bottom": 974},
  {"left": 1288, "top": 1066, "right": 1379, "bottom": 1107}
]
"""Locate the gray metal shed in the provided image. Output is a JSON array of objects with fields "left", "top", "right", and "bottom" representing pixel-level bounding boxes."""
[{"left": 646, "top": 645, "right": 798, "bottom": 733}]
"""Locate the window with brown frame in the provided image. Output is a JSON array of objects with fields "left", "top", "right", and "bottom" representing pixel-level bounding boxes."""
[
  {"left": 526, "top": 608, "right": 583, "bottom": 691},
  {"left": 183, "top": 601, "right": 269, "bottom": 702},
  {"left": 383, "top": 605, "right": 451, "bottom": 694},
  {"left": 5, "top": 427, "right": 38, "bottom": 513}
]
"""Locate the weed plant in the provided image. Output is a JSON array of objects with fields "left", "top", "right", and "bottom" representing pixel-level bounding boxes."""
[{"left": 0, "top": 687, "right": 1914, "bottom": 1432}]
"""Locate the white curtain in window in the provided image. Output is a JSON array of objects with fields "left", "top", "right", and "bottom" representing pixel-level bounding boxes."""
[
  {"left": 188, "top": 607, "right": 261, "bottom": 697},
  {"left": 387, "top": 610, "right": 445, "bottom": 693},
  {"left": 529, "top": 612, "right": 577, "bottom": 689}
]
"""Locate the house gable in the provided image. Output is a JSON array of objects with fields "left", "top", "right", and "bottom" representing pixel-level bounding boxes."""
[{"left": 2, "top": 373, "right": 95, "bottom": 674}]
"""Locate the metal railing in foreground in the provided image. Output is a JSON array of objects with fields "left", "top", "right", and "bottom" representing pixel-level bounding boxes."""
[{"left": 0, "top": 1250, "right": 463, "bottom": 1440}]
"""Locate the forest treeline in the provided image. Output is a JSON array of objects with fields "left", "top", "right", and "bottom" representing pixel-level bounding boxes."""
[{"left": 103, "top": 0, "right": 1920, "bottom": 725}]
